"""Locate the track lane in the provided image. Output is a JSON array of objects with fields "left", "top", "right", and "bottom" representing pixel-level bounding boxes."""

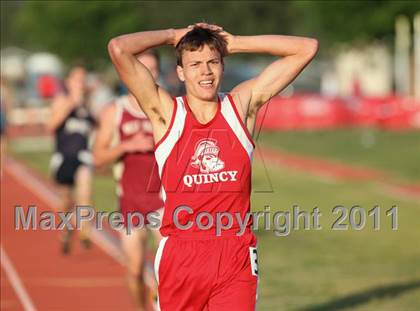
[{"left": 1, "top": 166, "right": 135, "bottom": 311}]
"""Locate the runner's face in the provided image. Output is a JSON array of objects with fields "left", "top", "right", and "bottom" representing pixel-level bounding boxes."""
[
  {"left": 177, "top": 45, "right": 223, "bottom": 101},
  {"left": 67, "top": 67, "right": 86, "bottom": 94}
]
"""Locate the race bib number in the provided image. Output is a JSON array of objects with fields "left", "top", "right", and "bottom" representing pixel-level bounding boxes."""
[{"left": 249, "top": 247, "right": 259, "bottom": 276}]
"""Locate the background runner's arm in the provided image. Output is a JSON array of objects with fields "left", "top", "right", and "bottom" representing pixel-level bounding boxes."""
[
  {"left": 93, "top": 104, "right": 154, "bottom": 168},
  {"left": 46, "top": 95, "right": 75, "bottom": 132},
  {"left": 92, "top": 104, "right": 125, "bottom": 167}
]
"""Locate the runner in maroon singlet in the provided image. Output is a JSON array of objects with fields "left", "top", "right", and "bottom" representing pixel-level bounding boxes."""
[{"left": 93, "top": 51, "right": 163, "bottom": 311}]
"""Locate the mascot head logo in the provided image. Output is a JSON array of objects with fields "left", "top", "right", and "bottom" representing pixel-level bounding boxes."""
[{"left": 191, "top": 139, "right": 225, "bottom": 173}]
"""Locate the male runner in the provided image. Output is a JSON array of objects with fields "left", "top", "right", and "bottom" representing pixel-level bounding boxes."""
[
  {"left": 108, "top": 23, "right": 317, "bottom": 310},
  {"left": 47, "top": 66, "right": 95, "bottom": 254},
  {"left": 93, "top": 50, "right": 163, "bottom": 311}
]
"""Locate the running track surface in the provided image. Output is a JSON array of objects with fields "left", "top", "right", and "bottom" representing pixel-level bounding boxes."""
[
  {"left": 2, "top": 144, "right": 419, "bottom": 310},
  {"left": 1, "top": 163, "right": 135, "bottom": 310}
]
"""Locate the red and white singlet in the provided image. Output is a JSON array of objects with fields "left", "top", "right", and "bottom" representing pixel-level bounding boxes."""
[
  {"left": 113, "top": 96, "right": 162, "bottom": 222},
  {"left": 154, "top": 93, "right": 255, "bottom": 236}
]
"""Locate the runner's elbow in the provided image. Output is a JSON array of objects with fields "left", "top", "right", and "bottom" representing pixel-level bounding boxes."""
[
  {"left": 303, "top": 38, "right": 318, "bottom": 59},
  {"left": 108, "top": 38, "right": 125, "bottom": 60}
]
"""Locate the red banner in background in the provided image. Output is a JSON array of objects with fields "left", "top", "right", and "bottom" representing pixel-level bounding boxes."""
[
  {"left": 37, "top": 74, "right": 61, "bottom": 99},
  {"left": 6, "top": 94, "right": 420, "bottom": 139},
  {"left": 256, "top": 94, "right": 420, "bottom": 131}
]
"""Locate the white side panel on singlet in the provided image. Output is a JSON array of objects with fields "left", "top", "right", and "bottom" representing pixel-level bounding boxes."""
[{"left": 219, "top": 94, "right": 254, "bottom": 160}]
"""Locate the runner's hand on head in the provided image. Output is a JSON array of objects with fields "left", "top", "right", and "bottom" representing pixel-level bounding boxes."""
[
  {"left": 194, "top": 23, "right": 234, "bottom": 54},
  {"left": 194, "top": 22, "right": 223, "bottom": 32},
  {"left": 172, "top": 26, "right": 194, "bottom": 47}
]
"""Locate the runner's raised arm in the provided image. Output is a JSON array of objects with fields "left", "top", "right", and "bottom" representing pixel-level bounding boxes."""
[{"left": 107, "top": 28, "right": 191, "bottom": 133}]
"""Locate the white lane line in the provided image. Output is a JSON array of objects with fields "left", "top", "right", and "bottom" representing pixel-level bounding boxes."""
[
  {"left": 6, "top": 157, "right": 61, "bottom": 206},
  {"left": 89, "top": 228, "right": 125, "bottom": 265},
  {"left": 1, "top": 245, "right": 37, "bottom": 311},
  {"left": 6, "top": 157, "right": 124, "bottom": 261}
]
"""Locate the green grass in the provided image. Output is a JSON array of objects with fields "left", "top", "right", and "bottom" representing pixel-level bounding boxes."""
[
  {"left": 251, "top": 163, "right": 420, "bottom": 310},
  {"left": 257, "top": 129, "right": 420, "bottom": 182},
  {"left": 8, "top": 133, "right": 420, "bottom": 310}
]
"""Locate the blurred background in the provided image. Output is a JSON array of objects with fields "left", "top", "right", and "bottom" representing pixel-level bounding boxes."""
[{"left": 1, "top": 1, "right": 419, "bottom": 311}]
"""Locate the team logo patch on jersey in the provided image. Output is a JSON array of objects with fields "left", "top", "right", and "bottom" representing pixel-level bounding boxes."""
[
  {"left": 183, "top": 139, "right": 237, "bottom": 188},
  {"left": 64, "top": 118, "right": 91, "bottom": 135},
  {"left": 190, "top": 139, "right": 225, "bottom": 173}
]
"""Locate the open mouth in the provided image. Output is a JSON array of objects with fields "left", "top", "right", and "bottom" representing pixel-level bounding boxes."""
[{"left": 199, "top": 80, "right": 214, "bottom": 89}]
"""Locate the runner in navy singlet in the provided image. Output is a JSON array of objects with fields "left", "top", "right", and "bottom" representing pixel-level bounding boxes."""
[{"left": 47, "top": 66, "right": 95, "bottom": 254}]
